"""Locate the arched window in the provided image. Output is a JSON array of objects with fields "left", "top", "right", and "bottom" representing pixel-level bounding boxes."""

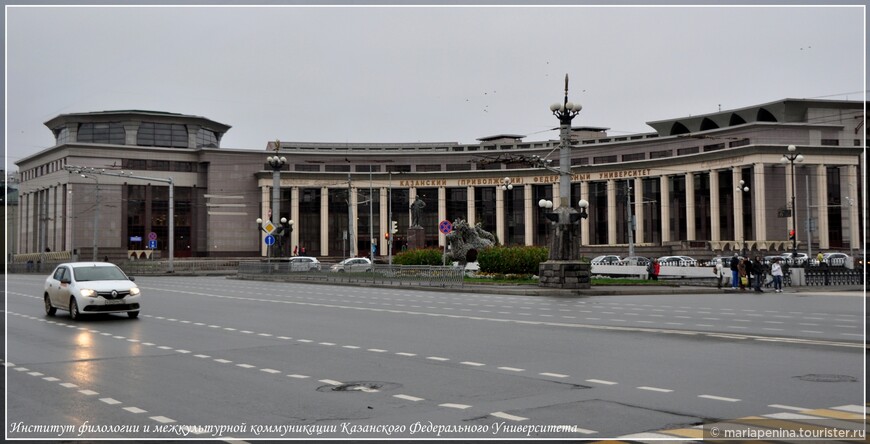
[
  {"left": 757, "top": 108, "right": 777, "bottom": 122},
  {"left": 700, "top": 118, "right": 719, "bottom": 131},
  {"left": 669, "top": 122, "right": 690, "bottom": 135}
]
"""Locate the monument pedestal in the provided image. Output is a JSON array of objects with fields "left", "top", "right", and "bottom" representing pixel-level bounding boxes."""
[
  {"left": 408, "top": 226, "right": 425, "bottom": 250},
  {"left": 538, "top": 261, "right": 591, "bottom": 289}
]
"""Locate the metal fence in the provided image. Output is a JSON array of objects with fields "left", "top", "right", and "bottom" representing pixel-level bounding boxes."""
[
  {"left": 237, "top": 262, "right": 465, "bottom": 288},
  {"left": 119, "top": 260, "right": 241, "bottom": 276},
  {"left": 804, "top": 267, "right": 866, "bottom": 286}
]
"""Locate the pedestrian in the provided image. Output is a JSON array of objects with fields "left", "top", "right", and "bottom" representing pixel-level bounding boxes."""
[
  {"left": 714, "top": 259, "right": 724, "bottom": 289},
  {"left": 300, "top": 246, "right": 306, "bottom": 256},
  {"left": 771, "top": 258, "right": 784, "bottom": 292},
  {"left": 646, "top": 261, "right": 654, "bottom": 280},
  {"left": 293, "top": 245, "right": 298, "bottom": 256},
  {"left": 816, "top": 252, "right": 825, "bottom": 267},
  {"left": 752, "top": 255, "right": 765, "bottom": 292},
  {"left": 104, "top": 255, "right": 109, "bottom": 263},
  {"left": 737, "top": 258, "right": 748, "bottom": 291},
  {"left": 730, "top": 253, "right": 740, "bottom": 289},
  {"left": 652, "top": 259, "right": 660, "bottom": 281}
]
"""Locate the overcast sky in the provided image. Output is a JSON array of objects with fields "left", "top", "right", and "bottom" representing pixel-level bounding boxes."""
[{"left": 4, "top": 4, "right": 865, "bottom": 168}]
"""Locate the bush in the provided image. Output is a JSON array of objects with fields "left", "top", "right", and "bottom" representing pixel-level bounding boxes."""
[
  {"left": 478, "top": 246, "right": 549, "bottom": 275},
  {"left": 393, "top": 247, "right": 445, "bottom": 266}
]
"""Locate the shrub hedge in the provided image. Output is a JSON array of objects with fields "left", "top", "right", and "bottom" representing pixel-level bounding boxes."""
[
  {"left": 478, "top": 246, "right": 549, "bottom": 275},
  {"left": 392, "top": 247, "right": 445, "bottom": 266}
]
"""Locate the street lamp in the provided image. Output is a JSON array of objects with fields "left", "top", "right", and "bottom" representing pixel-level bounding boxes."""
[
  {"left": 278, "top": 217, "right": 294, "bottom": 257},
  {"left": 736, "top": 179, "right": 749, "bottom": 257},
  {"left": 266, "top": 149, "right": 287, "bottom": 220},
  {"left": 549, "top": 74, "right": 583, "bottom": 209},
  {"left": 780, "top": 145, "right": 804, "bottom": 259},
  {"left": 501, "top": 177, "right": 513, "bottom": 191}
]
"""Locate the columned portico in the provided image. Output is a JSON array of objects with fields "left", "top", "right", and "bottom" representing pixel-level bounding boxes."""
[
  {"left": 660, "top": 176, "right": 670, "bottom": 243},
  {"left": 685, "top": 172, "right": 696, "bottom": 240},
  {"left": 466, "top": 186, "right": 475, "bottom": 226},
  {"left": 524, "top": 183, "right": 534, "bottom": 246},
  {"left": 634, "top": 177, "right": 644, "bottom": 244},
  {"left": 495, "top": 185, "right": 505, "bottom": 246},
  {"left": 732, "top": 167, "right": 743, "bottom": 247},
  {"left": 752, "top": 163, "right": 767, "bottom": 249},
  {"left": 709, "top": 170, "right": 720, "bottom": 242},
  {"left": 320, "top": 187, "right": 329, "bottom": 257},
  {"left": 580, "top": 181, "right": 590, "bottom": 246},
  {"left": 815, "top": 164, "right": 829, "bottom": 249},
  {"left": 607, "top": 179, "right": 617, "bottom": 244}
]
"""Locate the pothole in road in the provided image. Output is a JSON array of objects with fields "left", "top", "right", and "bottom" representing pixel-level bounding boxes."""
[
  {"left": 793, "top": 374, "right": 858, "bottom": 383},
  {"left": 316, "top": 381, "right": 402, "bottom": 393}
]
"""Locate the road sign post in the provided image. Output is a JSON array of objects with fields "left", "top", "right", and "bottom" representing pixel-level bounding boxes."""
[{"left": 439, "top": 220, "right": 453, "bottom": 266}]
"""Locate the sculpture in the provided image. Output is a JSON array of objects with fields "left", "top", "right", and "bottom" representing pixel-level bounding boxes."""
[{"left": 445, "top": 218, "right": 496, "bottom": 264}]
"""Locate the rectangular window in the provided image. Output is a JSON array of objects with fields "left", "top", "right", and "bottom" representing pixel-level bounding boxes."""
[
  {"left": 172, "top": 162, "right": 194, "bottom": 172},
  {"left": 593, "top": 155, "right": 617, "bottom": 164},
  {"left": 354, "top": 165, "right": 380, "bottom": 172},
  {"left": 650, "top": 150, "right": 672, "bottom": 159},
  {"left": 415, "top": 164, "right": 441, "bottom": 172},
  {"left": 704, "top": 143, "right": 726, "bottom": 152},
  {"left": 149, "top": 160, "right": 170, "bottom": 171},
  {"left": 622, "top": 153, "right": 645, "bottom": 162},
  {"left": 294, "top": 164, "right": 320, "bottom": 172},
  {"left": 446, "top": 163, "right": 471, "bottom": 171},
  {"left": 729, "top": 139, "right": 750, "bottom": 148},
  {"left": 821, "top": 139, "right": 839, "bottom": 146},
  {"left": 386, "top": 165, "right": 411, "bottom": 173},
  {"left": 572, "top": 158, "right": 589, "bottom": 166},
  {"left": 326, "top": 165, "right": 351, "bottom": 172},
  {"left": 677, "top": 147, "right": 699, "bottom": 155}
]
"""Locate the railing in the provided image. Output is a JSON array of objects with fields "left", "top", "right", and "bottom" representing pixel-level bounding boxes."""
[
  {"left": 237, "top": 262, "right": 465, "bottom": 288},
  {"left": 804, "top": 267, "right": 866, "bottom": 286},
  {"left": 119, "top": 260, "right": 241, "bottom": 275}
]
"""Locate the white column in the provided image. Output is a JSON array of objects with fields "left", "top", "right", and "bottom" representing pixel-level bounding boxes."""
[
  {"left": 709, "top": 171, "right": 720, "bottom": 242},
  {"left": 291, "top": 187, "right": 299, "bottom": 254},
  {"left": 320, "top": 187, "right": 329, "bottom": 257},
  {"left": 685, "top": 172, "right": 696, "bottom": 240},
  {"left": 634, "top": 177, "right": 644, "bottom": 244},
  {"left": 350, "top": 185, "right": 358, "bottom": 257},
  {"left": 379, "top": 187, "right": 388, "bottom": 255},
  {"left": 846, "top": 165, "right": 860, "bottom": 251},
  {"left": 552, "top": 183, "right": 561, "bottom": 209},
  {"left": 466, "top": 186, "right": 476, "bottom": 226},
  {"left": 495, "top": 185, "right": 505, "bottom": 245},
  {"left": 660, "top": 176, "right": 671, "bottom": 243},
  {"left": 753, "top": 163, "right": 767, "bottom": 244},
  {"left": 524, "top": 184, "right": 533, "bottom": 246},
  {"left": 438, "top": 187, "right": 447, "bottom": 247},
  {"left": 607, "top": 179, "right": 617, "bottom": 244},
  {"left": 732, "top": 167, "right": 743, "bottom": 246},
  {"left": 816, "top": 164, "right": 829, "bottom": 249},
  {"left": 580, "top": 181, "right": 590, "bottom": 246}
]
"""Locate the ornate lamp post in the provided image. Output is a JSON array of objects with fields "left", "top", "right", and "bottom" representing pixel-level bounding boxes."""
[
  {"left": 549, "top": 74, "right": 583, "bottom": 209},
  {"left": 278, "top": 217, "right": 294, "bottom": 256},
  {"left": 780, "top": 145, "right": 804, "bottom": 259}
]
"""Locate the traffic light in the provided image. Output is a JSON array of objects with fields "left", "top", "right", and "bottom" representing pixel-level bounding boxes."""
[
  {"left": 789, "top": 229, "right": 795, "bottom": 240},
  {"left": 390, "top": 220, "right": 398, "bottom": 235},
  {"left": 384, "top": 232, "right": 390, "bottom": 240}
]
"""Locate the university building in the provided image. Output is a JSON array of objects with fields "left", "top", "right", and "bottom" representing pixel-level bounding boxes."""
[{"left": 12, "top": 99, "right": 865, "bottom": 261}]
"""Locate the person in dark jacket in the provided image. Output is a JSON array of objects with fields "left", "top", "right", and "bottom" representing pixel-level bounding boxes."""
[
  {"left": 730, "top": 253, "right": 740, "bottom": 289},
  {"left": 752, "top": 255, "right": 765, "bottom": 292}
]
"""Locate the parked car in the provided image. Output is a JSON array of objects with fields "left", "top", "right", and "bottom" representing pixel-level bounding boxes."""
[
  {"left": 782, "top": 252, "right": 809, "bottom": 265},
  {"left": 330, "top": 257, "right": 373, "bottom": 273},
  {"left": 657, "top": 256, "right": 697, "bottom": 267},
  {"left": 289, "top": 256, "right": 321, "bottom": 271},
  {"left": 763, "top": 255, "right": 788, "bottom": 265},
  {"left": 44, "top": 262, "right": 141, "bottom": 320},
  {"left": 822, "top": 252, "right": 852, "bottom": 268},
  {"left": 709, "top": 255, "right": 744, "bottom": 267},
  {"left": 619, "top": 256, "right": 651, "bottom": 266},
  {"left": 591, "top": 255, "right": 622, "bottom": 265}
]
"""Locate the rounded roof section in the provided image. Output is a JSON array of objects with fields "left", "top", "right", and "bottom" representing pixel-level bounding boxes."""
[{"left": 43, "top": 109, "right": 232, "bottom": 134}]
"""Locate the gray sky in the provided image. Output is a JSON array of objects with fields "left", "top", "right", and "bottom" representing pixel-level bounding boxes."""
[{"left": 5, "top": 5, "right": 865, "bottom": 167}]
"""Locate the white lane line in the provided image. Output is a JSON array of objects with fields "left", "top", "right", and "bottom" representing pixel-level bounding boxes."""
[
  {"left": 367, "top": 349, "right": 388, "bottom": 353},
  {"left": 236, "top": 364, "right": 255, "bottom": 369},
  {"left": 28, "top": 372, "right": 44, "bottom": 376},
  {"left": 319, "top": 342, "right": 336, "bottom": 346},
  {"left": 586, "top": 379, "right": 618, "bottom": 385},
  {"left": 699, "top": 394, "right": 740, "bottom": 402},
  {"left": 319, "top": 379, "right": 343, "bottom": 386},
  {"left": 194, "top": 354, "right": 211, "bottom": 358},
  {"left": 832, "top": 404, "right": 865, "bottom": 413},
  {"left": 260, "top": 368, "right": 281, "bottom": 374},
  {"left": 394, "top": 394, "right": 425, "bottom": 402},
  {"left": 427, "top": 356, "right": 450, "bottom": 361},
  {"left": 59, "top": 382, "right": 78, "bottom": 388},
  {"left": 297, "top": 339, "right": 313, "bottom": 343},
  {"left": 574, "top": 427, "right": 599, "bottom": 435},
  {"left": 157, "top": 346, "right": 173, "bottom": 350},
  {"left": 491, "top": 411, "right": 528, "bottom": 421},
  {"left": 396, "top": 352, "right": 416, "bottom": 357},
  {"left": 439, "top": 403, "right": 472, "bottom": 410},
  {"left": 342, "top": 345, "right": 361, "bottom": 349},
  {"left": 175, "top": 349, "right": 191, "bottom": 354},
  {"left": 214, "top": 359, "right": 232, "bottom": 363},
  {"left": 79, "top": 390, "right": 99, "bottom": 396},
  {"left": 498, "top": 367, "right": 525, "bottom": 372},
  {"left": 223, "top": 328, "right": 236, "bottom": 331},
  {"left": 124, "top": 407, "right": 148, "bottom": 414},
  {"left": 540, "top": 372, "right": 569, "bottom": 378},
  {"left": 287, "top": 374, "right": 309, "bottom": 379},
  {"left": 461, "top": 361, "right": 486, "bottom": 367},
  {"left": 277, "top": 336, "right": 292, "bottom": 340},
  {"left": 765, "top": 413, "right": 822, "bottom": 420},
  {"left": 150, "top": 416, "right": 176, "bottom": 423},
  {"left": 257, "top": 333, "right": 272, "bottom": 337},
  {"left": 637, "top": 386, "right": 673, "bottom": 393},
  {"left": 100, "top": 398, "right": 122, "bottom": 405}
]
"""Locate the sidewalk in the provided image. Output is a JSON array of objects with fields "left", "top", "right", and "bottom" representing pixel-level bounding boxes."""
[{"left": 415, "top": 283, "right": 866, "bottom": 297}]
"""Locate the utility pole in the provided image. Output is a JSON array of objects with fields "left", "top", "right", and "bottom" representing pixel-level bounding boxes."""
[{"left": 626, "top": 180, "right": 635, "bottom": 260}]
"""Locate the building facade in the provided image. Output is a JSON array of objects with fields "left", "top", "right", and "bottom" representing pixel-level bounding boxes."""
[{"left": 13, "top": 99, "right": 865, "bottom": 261}]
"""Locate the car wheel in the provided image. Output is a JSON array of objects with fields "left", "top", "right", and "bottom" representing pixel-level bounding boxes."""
[
  {"left": 128, "top": 311, "right": 140, "bottom": 319},
  {"left": 69, "top": 298, "right": 80, "bottom": 321},
  {"left": 44, "top": 294, "right": 56, "bottom": 316}
]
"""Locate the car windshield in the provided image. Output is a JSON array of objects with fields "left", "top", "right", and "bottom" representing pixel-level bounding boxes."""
[{"left": 72, "top": 265, "right": 128, "bottom": 282}]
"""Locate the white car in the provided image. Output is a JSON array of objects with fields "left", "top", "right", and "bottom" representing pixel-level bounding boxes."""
[
  {"left": 330, "top": 257, "right": 373, "bottom": 273},
  {"left": 658, "top": 256, "right": 697, "bottom": 267},
  {"left": 591, "top": 255, "right": 622, "bottom": 265},
  {"left": 44, "top": 262, "right": 141, "bottom": 320},
  {"left": 782, "top": 252, "right": 809, "bottom": 265},
  {"left": 289, "top": 256, "right": 321, "bottom": 271}
]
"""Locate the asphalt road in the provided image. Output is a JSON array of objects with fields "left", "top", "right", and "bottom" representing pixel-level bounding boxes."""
[{"left": 5, "top": 274, "right": 865, "bottom": 440}]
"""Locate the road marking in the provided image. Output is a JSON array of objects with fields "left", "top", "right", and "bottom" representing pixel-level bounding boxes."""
[
  {"left": 367, "top": 349, "right": 388, "bottom": 353},
  {"left": 439, "top": 403, "right": 472, "bottom": 410},
  {"left": 42, "top": 377, "right": 60, "bottom": 382},
  {"left": 214, "top": 359, "right": 232, "bottom": 363},
  {"left": 699, "top": 394, "right": 740, "bottom": 402},
  {"left": 175, "top": 349, "right": 191, "bottom": 353},
  {"left": 277, "top": 336, "right": 292, "bottom": 340},
  {"left": 287, "top": 374, "right": 309, "bottom": 379},
  {"left": 319, "top": 379, "right": 343, "bottom": 386},
  {"left": 150, "top": 416, "right": 176, "bottom": 423},
  {"left": 766, "top": 404, "right": 811, "bottom": 412},
  {"left": 223, "top": 327, "right": 236, "bottom": 331},
  {"left": 396, "top": 352, "right": 416, "bottom": 357},
  {"left": 498, "top": 367, "right": 524, "bottom": 372},
  {"left": 540, "top": 372, "right": 569, "bottom": 378},
  {"left": 59, "top": 382, "right": 78, "bottom": 388},
  {"left": 28, "top": 372, "right": 44, "bottom": 376},
  {"left": 79, "top": 390, "right": 99, "bottom": 396},
  {"left": 123, "top": 407, "right": 147, "bottom": 414},
  {"left": 637, "top": 386, "right": 673, "bottom": 393},
  {"left": 236, "top": 364, "right": 255, "bottom": 369},
  {"left": 194, "top": 354, "right": 211, "bottom": 358},
  {"left": 832, "top": 404, "right": 865, "bottom": 413},
  {"left": 157, "top": 346, "right": 173, "bottom": 350},
  {"left": 587, "top": 379, "right": 618, "bottom": 385},
  {"left": 260, "top": 368, "right": 281, "bottom": 374},
  {"left": 100, "top": 398, "right": 122, "bottom": 405},
  {"left": 427, "top": 356, "right": 450, "bottom": 361},
  {"left": 394, "top": 394, "right": 424, "bottom": 402},
  {"left": 491, "top": 411, "right": 528, "bottom": 421},
  {"left": 297, "top": 339, "right": 313, "bottom": 343},
  {"left": 258, "top": 333, "right": 272, "bottom": 337},
  {"left": 461, "top": 361, "right": 486, "bottom": 367}
]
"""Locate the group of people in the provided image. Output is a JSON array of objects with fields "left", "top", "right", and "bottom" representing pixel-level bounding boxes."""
[{"left": 723, "top": 253, "right": 785, "bottom": 293}]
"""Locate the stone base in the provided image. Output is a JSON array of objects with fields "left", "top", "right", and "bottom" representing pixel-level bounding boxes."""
[
  {"left": 538, "top": 261, "right": 591, "bottom": 289},
  {"left": 407, "top": 226, "right": 425, "bottom": 250}
]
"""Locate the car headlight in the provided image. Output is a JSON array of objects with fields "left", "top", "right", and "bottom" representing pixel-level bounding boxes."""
[
  {"left": 129, "top": 287, "right": 140, "bottom": 296},
  {"left": 80, "top": 289, "right": 96, "bottom": 298}
]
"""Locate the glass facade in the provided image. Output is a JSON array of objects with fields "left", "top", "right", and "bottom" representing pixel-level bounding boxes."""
[
  {"left": 298, "top": 188, "right": 322, "bottom": 256},
  {"left": 504, "top": 186, "right": 524, "bottom": 246},
  {"left": 137, "top": 122, "right": 188, "bottom": 148},
  {"left": 78, "top": 122, "right": 125, "bottom": 144}
]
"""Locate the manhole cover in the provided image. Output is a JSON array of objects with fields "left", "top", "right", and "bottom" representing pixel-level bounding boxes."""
[
  {"left": 316, "top": 381, "right": 402, "bottom": 393},
  {"left": 793, "top": 374, "right": 857, "bottom": 383}
]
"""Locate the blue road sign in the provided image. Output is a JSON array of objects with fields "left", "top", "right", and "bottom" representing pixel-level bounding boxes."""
[
  {"left": 264, "top": 235, "right": 276, "bottom": 246},
  {"left": 148, "top": 239, "right": 157, "bottom": 249},
  {"left": 439, "top": 219, "right": 453, "bottom": 234}
]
